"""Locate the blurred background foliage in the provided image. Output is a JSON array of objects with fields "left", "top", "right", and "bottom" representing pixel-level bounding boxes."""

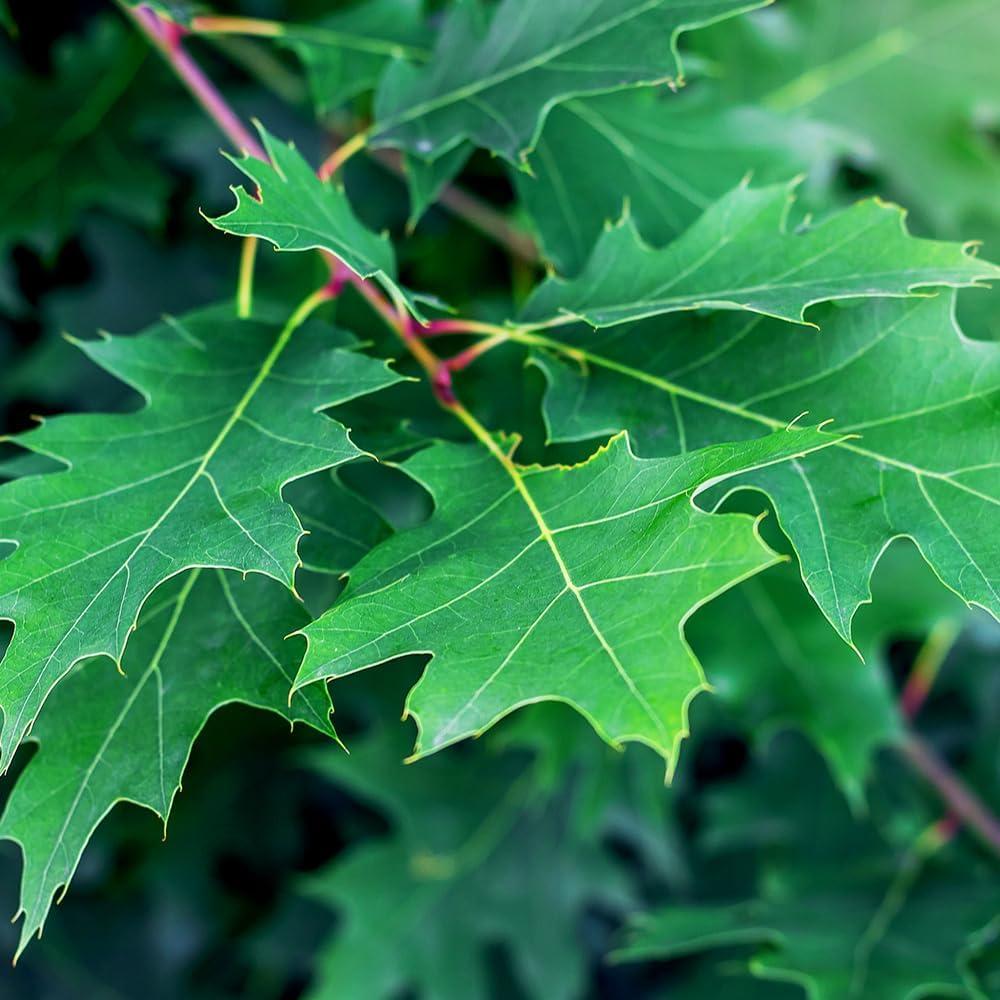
[{"left": 0, "top": 1, "right": 998, "bottom": 997}]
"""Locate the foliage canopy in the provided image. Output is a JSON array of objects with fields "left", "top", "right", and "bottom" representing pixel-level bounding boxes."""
[{"left": 0, "top": 0, "right": 997, "bottom": 996}]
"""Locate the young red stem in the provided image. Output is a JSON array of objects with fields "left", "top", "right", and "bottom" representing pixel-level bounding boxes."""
[
  {"left": 340, "top": 271, "right": 456, "bottom": 405},
  {"left": 121, "top": 3, "right": 265, "bottom": 159},
  {"left": 445, "top": 334, "right": 509, "bottom": 372}
]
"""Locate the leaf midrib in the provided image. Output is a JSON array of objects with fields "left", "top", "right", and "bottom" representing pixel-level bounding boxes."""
[
  {"left": 372, "top": 0, "right": 672, "bottom": 139},
  {"left": 467, "top": 428, "right": 670, "bottom": 743},
  {"left": 3, "top": 305, "right": 313, "bottom": 758},
  {"left": 519, "top": 330, "right": 999, "bottom": 508},
  {"left": 23, "top": 570, "right": 199, "bottom": 941}
]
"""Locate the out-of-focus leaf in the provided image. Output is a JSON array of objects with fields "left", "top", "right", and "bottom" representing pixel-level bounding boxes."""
[
  {"left": 0, "top": 19, "right": 171, "bottom": 282},
  {"left": 696, "top": 0, "right": 1000, "bottom": 235},
  {"left": 302, "top": 725, "right": 633, "bottom": 1000}
]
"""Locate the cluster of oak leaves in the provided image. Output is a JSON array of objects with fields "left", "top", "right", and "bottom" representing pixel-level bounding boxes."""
[{"left": 1, "top": 0, "right": 999, "bottom": 997}]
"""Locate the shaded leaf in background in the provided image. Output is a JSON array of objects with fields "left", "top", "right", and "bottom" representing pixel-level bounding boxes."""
[
  {"left": 402, "top": 142, "right": 472, "bottom": 229},
  {"left": 692, "top": 545, "right": 970, "bottom": 807},
  {"left": 519, "top": 181, "right": 1000, "bottom": 329},
  {"left": 696, "top": 0, "right": 1000, "bottom": 236},
  {"left": 515, "top": 89, "right": 841, "bottom": 274},
  {"left": 0, "top": 18, "right": 171, "bottom": 308},
  {"left": 283, "top": 0, "right": 430, "bottom": 117},
  {"left": 370, "top": 0, "right": 765, "bottom": 163},
  {"left": 530, "top": 291, "right": 1000, "bottom": 638},
  {"left": 620, "top": 733, "right": 1000, "bottom": 999},
  {"left": 621, "top": 849, "right": 999, "bottom": 999},
  {"left": 0, "top": 304, "right": 399, "bottom": 766},
  {"left": 0, "top": 569, "right": 333, "bottom": 957},
  {"left": 295, "top": 427, "right": 836, "bottom": 764},
  {"left": 301, "top": 724, "right": 633, "bottom": 1000}
]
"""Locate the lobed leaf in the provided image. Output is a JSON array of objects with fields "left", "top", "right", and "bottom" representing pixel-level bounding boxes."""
[
  {"left": 531, "top": 291, "right": 1000, "bottom": 638},
  {"left": 294, "top": 427, "right": 838, "bottom": 765},
  {"left": 369, "top": 0, "right": 766, "bottom": 163},
  {"left": 207, "top": 124, "right": 433, "bottom": 321},
  {"left": 520, "top": 180, "right": 1000, "bottom": 329},
  {"left": 515, "top": 89, "right": 842, "bottom": 274},
  {"left": 0, "top": 569, "right": 332, "bottom": 958},
  {"left": 0, "top": 304, "right": 400, "bottom": 767}
]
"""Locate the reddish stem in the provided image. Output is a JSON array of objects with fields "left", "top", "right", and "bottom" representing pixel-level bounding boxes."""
[
  {"left": 900, "top": 619, "right": 960, "bottom": 721},
  {"left": 901, "top": 736, "right": 1000, "bottom": 855},
  {"left": 122, "top": 4, "right": 491, "bottom": 414},
  {"left": 445, "top": 334, "right": 509, "bottom": 372},
  {"left": 124, "top": 4, "right": 266, "bottom": 159}
]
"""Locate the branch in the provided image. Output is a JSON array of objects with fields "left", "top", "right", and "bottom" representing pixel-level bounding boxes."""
[
  {"left": 361, "top": 144, "right": 539, "bottom": 265},
  {"left": 119, "top": 3, "right": 265, "bottom": 159},
  {"left": 182, "top": 11, "right": 539, "bottom": 262},
  {"left": 900, "top": 618, "right": 960, "bottom": 720},
  {"left": 119, "top": 4, "right": 505, "bottom": 417},
  {"left": 900, "top": 735, "right": 1000, "bottom": 856}
]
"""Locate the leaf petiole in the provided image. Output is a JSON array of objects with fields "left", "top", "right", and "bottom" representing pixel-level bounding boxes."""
[
  {"left": 236, "top": 237, "right": 258, "bottom": 318},
  {"left": 318, "top": 131, "right": 369, "bottom": 181}
]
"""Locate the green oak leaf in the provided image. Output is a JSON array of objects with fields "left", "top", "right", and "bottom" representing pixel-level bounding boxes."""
[
  {"left": 691, "top": 546, "right": 969, "bottom": 808},
  {"left": 369, "top": 0, "right": 766, "bottom": 164},
  {"left": 619, "top": 734, "right": 1000, "bottom": 999},
  {"left": 519, "top": 180, "right": 1000, "bottom": 329},
  {"left": 302, "top": 725, "right": 633, "bottom": 1000},
  {"left": 620, "top": 865, "right": 999, "bottom": 999},
  {"left": 207, "top": 124, "right": 432, "bottom": 321},
  {"left": 516, "top": 89, "right": 842, "bottom": 274},
  {"left": 403, "top": 143, "right": 473, "bottom": 228},
  {"left": 696, "top": 0, "right": 1000, "bottom": 236},
  {"left": 293, "top": 426, "right": 837, "bottom": 765},
  {"left": 283, "top": 0, "right": 430, "bottom": 116},
  {"left": 0, "top": 303, "right": 400, "bottom": 767},
  {"left": 529, "top": 291, "right": 999, "bottom": 638},
  {"left": 0, "top": 568, "right": 332, "bottom": 958}
]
